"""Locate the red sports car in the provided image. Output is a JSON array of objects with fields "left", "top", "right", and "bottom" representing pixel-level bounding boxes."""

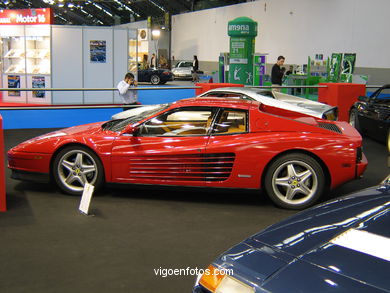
[{"left": 8, "top": 98, "right": 367, "bottom": 209}]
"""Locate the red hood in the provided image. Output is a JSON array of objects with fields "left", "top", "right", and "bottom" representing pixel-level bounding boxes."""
[
  {"left": 60, "top": 121, "right": 105, "bottom": 135},
  {"left": 9, "top": 122, "right": 105, "bottom": 153}
]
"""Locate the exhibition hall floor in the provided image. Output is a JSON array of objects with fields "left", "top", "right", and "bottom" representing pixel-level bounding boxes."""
[{"left": 1, "top": 128, "right": 389, "bottom": 293}]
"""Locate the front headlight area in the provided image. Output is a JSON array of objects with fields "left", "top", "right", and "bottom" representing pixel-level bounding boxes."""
[
  {"left": 196, "top": 264, "right": 255, "bottom": 293},
  {"left": 322, "top": 107, "right": 338, "bottom": 121}
]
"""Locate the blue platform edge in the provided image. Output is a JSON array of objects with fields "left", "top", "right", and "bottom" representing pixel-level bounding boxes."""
[{"left": 0, "top": 88, "right": 196, "bottom": 129}]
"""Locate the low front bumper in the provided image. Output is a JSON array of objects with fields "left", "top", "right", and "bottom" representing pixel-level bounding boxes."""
[
  {"left": 192, "top": 285, "right": 209, "bottom": 293},
  {"left": 11, "top": 169, "right": 50, "bottom": 183},
  {"left": 7, "top": 150, "right": 51, "bottom": 174}
]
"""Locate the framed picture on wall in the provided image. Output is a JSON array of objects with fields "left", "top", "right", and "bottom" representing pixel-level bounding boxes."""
[
  {"left": 32, "top": 76, "right": 45, "bottom": 98},
  {"left": 90, "top": 40, "right": 106, "bottom": 63},
  {"left": 8, "top": 75, "right": 21, "bottom": 97}
]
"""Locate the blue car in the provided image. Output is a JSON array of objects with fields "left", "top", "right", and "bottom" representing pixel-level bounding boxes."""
[{"left": 193, "top": 176, "right": 390, "bottom": 293}]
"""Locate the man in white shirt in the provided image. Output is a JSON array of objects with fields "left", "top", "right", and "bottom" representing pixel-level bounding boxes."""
[{"left": 117, "top": 73, "right": 138, "bottom": 110}]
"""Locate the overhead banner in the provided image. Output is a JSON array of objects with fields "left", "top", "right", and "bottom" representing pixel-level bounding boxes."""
[{"left": 0, "top": 8, "right": 53, "bottom": 25}]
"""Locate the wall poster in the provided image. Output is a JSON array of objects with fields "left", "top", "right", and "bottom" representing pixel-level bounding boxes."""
[
  {"left": 8, "top": 75, "right": 21, "bottom": 97},
  {"left": 32, "top": 76, "right": 45, "bottom": 98},
  {"left": 90, "top": 40, "right": 106, "bottom": 63}
]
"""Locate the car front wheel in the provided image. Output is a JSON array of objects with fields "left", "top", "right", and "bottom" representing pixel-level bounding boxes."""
[
  {"left": 264, "top": 153, "right": 325, "bottom": 210},
  {"left": 150, "top": 75, "right": 160, "bottom": 85},
  {"left": 52, "top": 146, "right": 104, "bottom": 195}
]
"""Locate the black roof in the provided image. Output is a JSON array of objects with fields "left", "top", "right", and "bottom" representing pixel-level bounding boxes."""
[{"left": 1, "top": 0, "right": 248, "bottom": 26}]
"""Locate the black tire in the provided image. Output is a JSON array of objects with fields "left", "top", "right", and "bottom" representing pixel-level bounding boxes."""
[
  {"left": 150, "top": 75, "right": 160, "bottom": 85},
  {"left": 264, "top": 153, "right": 325, "bottom": 210},
  {"left": 52, "top": 145, "right": 104, "bottom": 195},
  {"left": 349, "top": 108, "right": 361, "bottom": 132}
]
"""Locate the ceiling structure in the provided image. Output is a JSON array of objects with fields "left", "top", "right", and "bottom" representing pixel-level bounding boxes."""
[{"left": 0, "top": 0, "right": 249, "bottom": 26}]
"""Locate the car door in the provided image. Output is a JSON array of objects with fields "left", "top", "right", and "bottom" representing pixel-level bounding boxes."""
[
  {"left": 137, "top": 69, "right": 148, "bottom": 82},
  {"left": 111, "top": 106, "right": 217, "bottom": 186},
  {"left": 203, "top": 107, "right": 259, "bottom": 189}
]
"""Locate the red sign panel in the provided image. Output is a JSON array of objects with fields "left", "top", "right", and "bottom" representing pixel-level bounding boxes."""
[{"left": 0, "top": 8, "right": 53, "bottom": 25}]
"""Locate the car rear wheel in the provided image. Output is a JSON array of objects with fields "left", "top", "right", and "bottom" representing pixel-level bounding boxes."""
[
  {"left": 349, "top": 108, "right": 361, "bottom": 132},
  {"left": 150, "top": 75, "right": 160, "bottom": 85},
  {"left": 52, "top": 146, "right": 104, "bottom": 195},
  {"left": 264, "top": 153, "right": 325, "bottom": 210}
]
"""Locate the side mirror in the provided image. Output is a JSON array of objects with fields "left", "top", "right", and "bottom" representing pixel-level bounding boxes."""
[
  {"left": 358, "top": 96, "right": 369, "bottom": 102},
  {"left": 121, "top": 124, "right": 138, "bottom": 136}
]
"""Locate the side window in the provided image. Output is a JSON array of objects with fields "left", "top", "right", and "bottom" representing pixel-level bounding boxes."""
[
  {"left": 138, "top": 108, "right": 214, "bottom": 136},
  {"left": 211, "top": 110, "right": 248, "bottom": 135},
  {"left": 202, "top": 93, "right": 244, "bottom": 99}
]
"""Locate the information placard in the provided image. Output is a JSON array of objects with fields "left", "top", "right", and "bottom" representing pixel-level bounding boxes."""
[{"left": 79, "top": 183, "right": 94, "bottom": 215}]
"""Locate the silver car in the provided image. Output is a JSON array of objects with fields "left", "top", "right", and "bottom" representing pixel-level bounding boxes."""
[
  {"left": 200, "top": 87, "right": 338, "bottom": 120},
  {"left": 171, "top": 61, "right": 193, "bottom": 80}
]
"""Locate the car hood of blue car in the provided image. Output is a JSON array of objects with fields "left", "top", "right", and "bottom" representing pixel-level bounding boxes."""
[{"left": 214, "top": 185, "right": 390, "bottom": 291}]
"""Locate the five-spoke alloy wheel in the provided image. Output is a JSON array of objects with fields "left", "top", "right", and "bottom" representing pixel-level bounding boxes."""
[
  {"left": 265, "top": 153, "right": 325, "bottom": 209},
  {"left": 52, "top": 146, "right": 104, "bottom": 195}
]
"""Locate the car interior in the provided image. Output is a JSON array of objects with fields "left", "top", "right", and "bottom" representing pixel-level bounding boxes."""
[{"left": 138, "top": 109, "right": 247, "bottom": 136}]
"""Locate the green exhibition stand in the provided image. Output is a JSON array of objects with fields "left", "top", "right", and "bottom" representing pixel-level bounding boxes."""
[{"left": 227, "top": 17, "right": 257, "bottom": 85}]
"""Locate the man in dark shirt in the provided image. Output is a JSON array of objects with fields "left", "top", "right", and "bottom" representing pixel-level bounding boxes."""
[{"left": 271, "top": 55, "right": 285, "bottom": 91}]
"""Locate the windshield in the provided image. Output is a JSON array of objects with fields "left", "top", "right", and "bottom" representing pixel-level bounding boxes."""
[
  {"left": 178, "top": 62, "right": 193, "bottom": 68},
  {"left": 376, "top": 88, "right": 390, "bottom": 99},
  {"left": 102, "top": 103, "right": 170, "bottom": 132}
]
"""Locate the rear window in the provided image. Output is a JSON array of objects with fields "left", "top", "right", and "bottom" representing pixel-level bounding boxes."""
[{"left": 178, "top": 62, "right": 193, "bottom": 68}]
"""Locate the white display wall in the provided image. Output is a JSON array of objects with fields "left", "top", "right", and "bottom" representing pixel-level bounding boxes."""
[
  {"left": 171, "top": 0, "right": 390, "bottom": 68},
  {"left": 113, "top": 28, "right": 128, "bottom": 104},
  {"left": 51, "top": 25, "right": 130, "bottom": 104},
  {"left": 83, "top": 27, "right": 114, "bottom": 104},
  {"left": 51, "top": 26, "right": 83, "bottom": 104}
]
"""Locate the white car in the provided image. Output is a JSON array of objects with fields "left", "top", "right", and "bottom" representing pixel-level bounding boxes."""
[
  {"left": 199, "top": 87, "right": 338, "bottom": 120},
  {"left": 112, "top": 87, "right": 337, "bottom": 121},
  {"left": 111, "top": 104, "right": 168, "bottom": 120},
  {"left": 171, "top": 61, "right": 193, "bottom": 79}
]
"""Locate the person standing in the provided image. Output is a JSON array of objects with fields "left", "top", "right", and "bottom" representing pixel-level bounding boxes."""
[
  {"left": 117, "top": 72, "right": 138, "bottom": 111},
  {"left": 141, "top": 54, "right": 149, "bottom": 70},
  {"left": 159, "top": 55, "right": 168, "bottom": 68},
  {"left": 150, "top": 53, "right": 157, "bottom": 69},
  {"left": 192, "top": 55, "right": 199, "bottom": 83},
  {"left": 271, "top": 55, "right": 285, "bottom": 91}
]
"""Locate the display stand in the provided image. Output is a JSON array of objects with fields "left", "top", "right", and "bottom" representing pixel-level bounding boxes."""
[
  {"left": 0, "top": 9, "right": 53, "bottom": 104},
  {"left": 195, "top": 83, "right": 243, "bottom": 96},
  {"left": 0, "top": 115, "right": 6, "bottom": 212},
  {"left": 318, "top": 83, "right": 366, "bottom": 122}
]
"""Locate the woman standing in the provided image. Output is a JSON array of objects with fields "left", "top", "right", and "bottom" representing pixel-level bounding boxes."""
[{"left": 192, "top": 55, "right": 199, "bottom": 82}]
